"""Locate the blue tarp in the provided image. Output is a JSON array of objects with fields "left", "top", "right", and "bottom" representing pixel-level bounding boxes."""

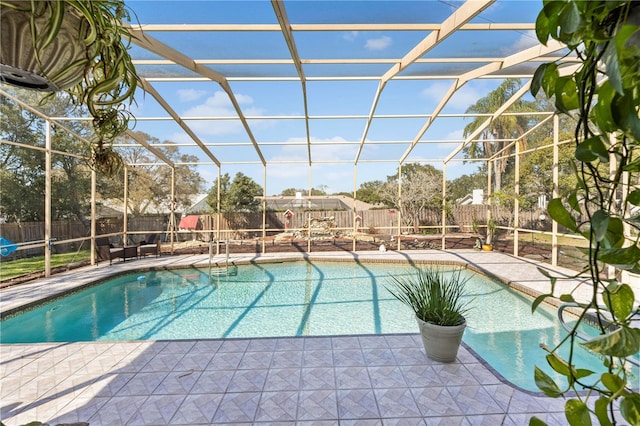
[{"left": 0, "top": 237, "right": 18, "bottom": 257}]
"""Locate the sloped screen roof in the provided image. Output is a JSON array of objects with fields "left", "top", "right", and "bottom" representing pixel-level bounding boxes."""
[{"left": 1, "top": 0, "right": 569, "bottom": 194}]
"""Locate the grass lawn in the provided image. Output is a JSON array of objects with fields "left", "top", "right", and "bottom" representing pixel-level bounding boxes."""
[{"left": 0, "top": 251, "right": 91, "bottom": 281}]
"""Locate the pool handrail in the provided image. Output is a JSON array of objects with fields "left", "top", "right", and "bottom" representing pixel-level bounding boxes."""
[{"left": 209, "top": 239, "right": 235, "bottom": 277}]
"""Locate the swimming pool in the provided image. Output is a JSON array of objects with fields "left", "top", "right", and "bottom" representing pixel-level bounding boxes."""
[{"left": 2, "top": 260, "right": 635, "bottom": 392}]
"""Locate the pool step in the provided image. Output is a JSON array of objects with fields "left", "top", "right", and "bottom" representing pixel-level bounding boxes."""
[{"left": 209, "top": 263, "right": 238, "bottom": 277}]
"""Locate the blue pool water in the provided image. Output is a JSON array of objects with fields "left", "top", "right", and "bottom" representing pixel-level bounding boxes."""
[{"left": 2, "top": 261, "right": 636, "bottom": 392}]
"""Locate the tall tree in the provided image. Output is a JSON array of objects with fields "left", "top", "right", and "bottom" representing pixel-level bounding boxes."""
[
  {"left": 207, "top": 172, "right": 262, "bottom": 213},
  {"left": 51, "top": 128, "right": 91, "bottom": 224},
  {"left": 206, "top": 172, "right": 263, "bottom": 233},
  {"left": 207, "top": 173, "right": 231, "bottom": 213},
  {"left": 0, "top": 92, "right": 94, "bottom": 223},
  {"left": 463, "top": 78, "right": 539, "bottom": 191},
  {"left": 356, "top": 180, "right": 387, "bottom": 205},
  {"left": 226, "top": 172, "right": 263, "bottom": 212},
  {"left": 499, "top": 133, "right": 578, "bottom": 209},
  {"left": 378, "top": 163, "right": 442, "bottom": 232},
  {"left": 446, "top": 172, "right": 487, "bottom": 203},
  {"left": 98, "top": 131, "right": 205, "bottom": 215}
]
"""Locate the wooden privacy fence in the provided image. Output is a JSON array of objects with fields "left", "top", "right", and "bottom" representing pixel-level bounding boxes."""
[
  {"left": 0, "top": 216, "right": 167, "bottom": 259},
  {"left": 1, "top": 206, "right": 555, "bottom": 258},
  {"left": 201, "top": 205, "right": 549, "bottom": 237}
]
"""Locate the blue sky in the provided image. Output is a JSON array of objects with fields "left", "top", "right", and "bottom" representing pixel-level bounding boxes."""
[{"left": 124, "top": 1, "right": 546, "bottom": 195}]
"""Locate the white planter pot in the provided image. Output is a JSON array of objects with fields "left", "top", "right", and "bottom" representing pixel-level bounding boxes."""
[
  {"left": 416, "top": 316, "right": 466, "bottom": 363},
  {"left": 0, "top": 1, "right": 91, "bottom": 91}
]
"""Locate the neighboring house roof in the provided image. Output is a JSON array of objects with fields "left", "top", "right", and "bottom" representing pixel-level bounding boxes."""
[
  {"left": 184, "top": 194, "right": 210, "bottom": 214},
  {"left": 259, "top": 195, "right": 376, "bottom": 211},
  {"left": 456, "top": 189, "right": 485, "bottom": 205},
  {"left": 95, "top": 204, "right": 123, "bottom": 218},
  {"left": 457, "top": 194, "right": 474, "bottom": 205}
]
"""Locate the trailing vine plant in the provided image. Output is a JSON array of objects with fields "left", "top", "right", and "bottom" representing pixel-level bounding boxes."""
[{"left": 530, "top": 1, "right": 640, "bottom": 425}]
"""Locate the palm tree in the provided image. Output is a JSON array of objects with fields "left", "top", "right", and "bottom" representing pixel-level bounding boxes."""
[{"left": 463, "top": 78, "right": 539, "bottom": 191}]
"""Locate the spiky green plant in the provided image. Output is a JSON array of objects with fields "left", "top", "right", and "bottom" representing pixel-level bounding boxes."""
[{"left": 387, "top": 267, "right": 472, "bottom": 326}]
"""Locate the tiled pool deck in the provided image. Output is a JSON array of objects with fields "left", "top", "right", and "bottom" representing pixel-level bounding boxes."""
[{"left": 0, "top": 250, "right": 627, "bottom": 425}]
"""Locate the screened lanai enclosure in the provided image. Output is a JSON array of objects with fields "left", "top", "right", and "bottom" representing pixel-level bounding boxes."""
[{"left": 0, "top": 0, "right": 632, "bottom": 280}]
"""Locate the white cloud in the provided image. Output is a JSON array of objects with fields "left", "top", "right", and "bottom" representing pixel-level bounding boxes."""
[
  {"left": 268, "top": 136, "right": 355, "bottom": 180},
  {"left": 421, "top": 82, "right": 481, "bottom": 112},
  {"left": 343, "top": 31, "right": 359, "bottom": 42},
  {"left": 507, "top": 30, "right": 538, "bottom": 54},
  {"left": 365, "top": 36, "right": 391, "bottom": 51},
  {"left": 172, "top": 90, "right": 270, "bottom": 136},
  {"left": 182, "top": 91, "right": 253, "bottom": 118},
  {"left": 445, "top": 129, "right": 464, "bottom": 140},
  {"left": 177, "top": 89, "right": 207, "bottom": 102}
]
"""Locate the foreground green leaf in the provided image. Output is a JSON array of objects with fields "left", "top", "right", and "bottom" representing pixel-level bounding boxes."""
[
  {"left": 602, "top": 41, "right": 623, "bottom": 94},
  {"left": 565, "top": 399, "right": 591, "bottom": 426},
  {"left": 529, "top": 416, "right": 548, "bottom": 426},
  {"left": 620, "top": 393, "right": 640, "bottom": 426},
  {"left": 548, "top": 198, "right": 578, "bottom": 232},
  {"left": 581, "top": 326, "right": 640, "bottom": 358},
  {"left": 558, "top": 1, "right": 581, "bottom": 34},
  {"left": 599, "top": 217, "right": 626, "bottom": 249},
  {"left": 604, "top": 283, "right": 635, "bottom": 321},
  {"left": 599, "top": 245, "right": 640, "bottom": 267},
  {"left": 534, "top": 366, "right": 564, "bottom": 397},
  {"left": 627, "top": 190, "right": 640, "bottom": 206},
  {"left": 601, "top": 372, "right": 624, "bottom": 393},
  {"left": 575, "top": 137, "right": 609, "bottom": 163},
  {"left": 546, "top": 353, "right": 571, "bottom": 377},
  {"left": 594, "top": 397, "right": 613, "bottom": 426},
  {"left": 591, "top": 210, "right": 610, "bottom": 242},
  {"left": 532, "top": 293, "right": 553, "bottom": 313}
]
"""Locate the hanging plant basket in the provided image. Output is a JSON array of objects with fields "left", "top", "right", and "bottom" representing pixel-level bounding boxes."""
[
  {"left": 0, "top": 0, "right": 140, "bottom": 175},
  {"left": 0, "top": 0, "right": 95, "bottom": 91}
]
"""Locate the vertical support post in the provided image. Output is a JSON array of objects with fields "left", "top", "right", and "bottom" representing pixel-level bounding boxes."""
[
  {"left": 441, "top": 162, "right": 447, "bottom": 249},
  {"left": 91, "top": 168, "right": 96, "bottom": 265},
  {"left": 397, "top": 164, "right": 402, "bottom": 251},
  {"left": 123, "top": 165, "right": 129, "bottom": 245},
  {"left": 514, "top": 140, "right": 520, "bottom": 257},
  {"left": 262, "top": 166, "right": 267, "bottom": 254},
  {"left": 552, "top": 114, "right": 559, "bottom": 266},
  {"left": 353, "top": 165, "right": 357, "bottom": 252},
  {"left": 170, "top": 167, "right": 176, "bottom": 254},
  {"left": 486, "top": 160, "right": 493, "bottom": 245},
  {"left": 216, "top": 167, "right": 221, "bottom": 255},
  {"left": 307, "top": 213, "right": 312, "bottom": 253},
  {"left": 44, "top": 120, "right": 52, "bottom": 277},
  {"left": 307, "top": 169, "right": 312, "bottom": 253}
]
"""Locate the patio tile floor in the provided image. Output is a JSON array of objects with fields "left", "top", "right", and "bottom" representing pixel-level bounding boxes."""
[{"left": 0, "top": 250, "right": 621, "bottom": 425}]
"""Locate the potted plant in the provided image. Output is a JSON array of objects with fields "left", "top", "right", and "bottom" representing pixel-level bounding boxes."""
[
  {"left": 482, "top": 219, "right": 496, "bottom": 250},
  {"left": 473, "top": 219, "right": 494, "bottom": 251},
  {"left": 387, "top": 266, "right": 472, "bottom": 362},
  {"left": 0, "top": 0, "right": 139, "bottom": 175}
]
